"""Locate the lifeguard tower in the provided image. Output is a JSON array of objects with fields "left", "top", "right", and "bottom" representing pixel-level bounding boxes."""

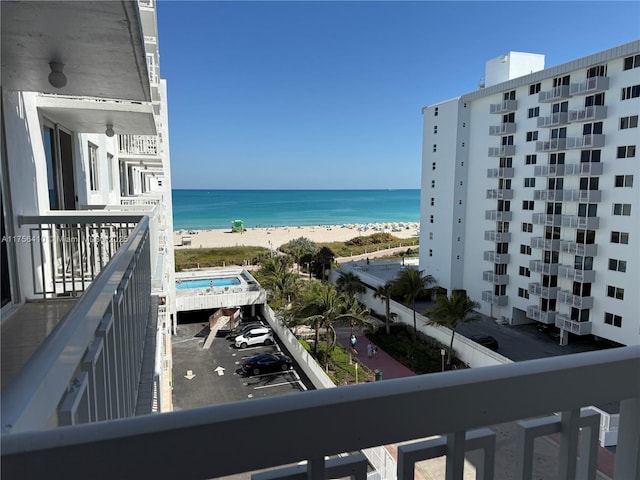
[{"left": 231, "top": 219, "right": 244, "bottom": 233}]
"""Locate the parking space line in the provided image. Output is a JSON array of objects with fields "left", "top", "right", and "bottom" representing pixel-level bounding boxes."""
[{"left": 253, "top": 380, "right": 301, "bottom": 390}]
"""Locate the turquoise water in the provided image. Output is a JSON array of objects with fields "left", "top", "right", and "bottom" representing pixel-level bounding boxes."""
[
  {"left": 172, "top": 189, "right": 420, "bottom": 230},
  {"left": 175, "top": 277, "right": 241, "bottom": 290}
]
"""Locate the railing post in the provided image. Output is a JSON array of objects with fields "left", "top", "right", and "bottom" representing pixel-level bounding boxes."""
[
  {"left": 445, "top": 431, "right": 465, "bottom": 480},
  {"left": 307, "top": 457, "right": 325, "bottom": 480},
  {"left": 614, "top": 397, "right": 640, "bottom": 480},
  {"left": 557, "top": 409, "right": 580, "bottom": 479}
]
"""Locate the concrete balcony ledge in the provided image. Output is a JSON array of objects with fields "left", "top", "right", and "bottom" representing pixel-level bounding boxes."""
[
  {"left": 483, "top": 251, "right": 510, "bottom": 264},
  {"left": 537, "top": 112, "right": 569, "bottom": 128},
  {"left": 526, "top": 306, "right": 556, "bottom": 325},
  {"left": 489, "top": 122, "right": 517, "bottom": 135},
  {"left": 535, "top": 139, "right": 566, "bottom": 152},
  {"left": 489, "top": 99, "right": 517, "bottom": 113},
  {"left": 482, "top": 271, "right": 509, "bottom": 284},
  {"left": 568, "top": 105, "right": 608, "bottom": 123},
  {"left": 487, "top": 167, "right": 515, "bottom": 178},
  {"left": 530, "top": 237, "right": 560, "bottom": 250},
  {"left": 488, "top": 145, "right": 516, "bottom": 157},
  {"left": 569, "top": 76, "right": 609, "bottom": 96},
  {"left": 538, "top": 85, "right": 571, "bottom": 102},
  {"left": 556, "top": 314, "right": 593, "bottom": 335},
  {"left": 533, "top": 164, "right": 565, "bottom": 177},
  {"left": 484, "top": 230, "right": 511, "bottom": 242}
]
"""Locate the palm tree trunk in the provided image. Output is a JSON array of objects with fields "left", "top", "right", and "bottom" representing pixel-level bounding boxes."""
[
  {"left": 412, "top": 301, "right": 417, "bottom": 341},
  {"left": 385, "top": 297, "right": 391, "bottom": 335},
  {"left": 448, "top": 329, "right": 456, "bottom": 365},
  {"left": 313, "top": 323, "right": 320, "bottom": 356}
]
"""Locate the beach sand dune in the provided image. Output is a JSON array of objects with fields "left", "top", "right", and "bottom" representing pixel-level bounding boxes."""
[{"left": 174, "top": 224, "right": 419, "bottom": 250}]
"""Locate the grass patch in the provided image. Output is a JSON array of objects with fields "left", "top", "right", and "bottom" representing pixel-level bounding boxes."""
[
  {"left": 299, "top": 339, "right": 373, "bottom": 385},
  {"left": 318, "top": 237, "right": 418, "bottom": 258},
  {"left": 175, "top": 246, "right": 270, "bottom": 271}
]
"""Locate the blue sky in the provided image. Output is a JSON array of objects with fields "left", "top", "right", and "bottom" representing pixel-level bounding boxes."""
[{"left": 157, "top": 1, "right": 640, "bottom": 190}]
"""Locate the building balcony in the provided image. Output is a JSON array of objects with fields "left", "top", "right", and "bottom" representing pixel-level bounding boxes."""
[
  {"left": 535, "top": 139, "right": 566, "bottom": 152},
  {"left": 530, "top": 237, "right": 560, "bottom": 251},
  {"left": 488, "top": 145, "right": 516, "bottom": 157},
  {"left": 559, "top": 241, "right": 598, "bottom": 256},
  {"left": 487, "top": 167, "right": 515, "bottom": 178},
  {"left": 563, "top": 162, "right": 604, "bottom": 176},
  {"left": 568, "top": 105, "right": 608, "bottom": 123},
  {"left": 481, "top": 290, "right": 509, "bottom": 305},
  {"left": 569, "top": 76, "right": 609, "bottom": 96},
  {"left": 119, "top": 134, "right": 159, "bottom": 157},
  {"left": 486, "top": 188, "right": 514, "bottom": 200},
  {"left": 558, "top": 265, "right": 596, "bottom": 283},
  {"left": 489, "top": 99, "right": 518, "bottom": 114},
  {"left": 485, "top": 210, "right": 513, "bottom": 222},
  {"left": 537, "top": 112, "right": 569, "bottom": 128},
  {"left": 556, "top": 290, "right": 594, "bottom": 309},
  {"left": 533, "top": 189, "right": 564, "bottom": 201},
  {"left": 566, "top": 134, "right": 605, "bottom": 149},
  {"left": 538, "top": 85, "right": 571, "bottom": 103},
  {"left": 526, "top": 306, "right": 556, "bottom": 325},
  {"left": 556, "top": 314, "right": 593, "bottom": 336},
  {"left": 533, "top": 164, "right": 565, "bottom": 177},
  {"left": 528, "top": 282, "right": 558, "bottom": 299},
  {"left": 562, "top": 190, "right": 602, "bottom": 202},
  {"left": 4, "top": 346, "right": 639, "bottom": 480},
  {"left": 482, "top": 271, "right": 510, "bottom": 285},
  {"left": 484, "top": 230, "right": 511, "bottom": 242},
  {"left": 489, "top": 122, "right": 517, "bottom": 135},
  {"left": 560, "top": 215, "right": 600, "bottom": 229},
  {"left": 529, "top": 260, "right": 559, "bottom": 275},
  {"left": 532, "top": 213, "right": 562, "bottom": 226},
  {"left": 483, "top": 251, "right": 510, "bottom": 264}
]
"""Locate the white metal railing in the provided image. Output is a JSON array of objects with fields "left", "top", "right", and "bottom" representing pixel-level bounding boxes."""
[
  {"left": 489, "top": 100, "right": 517, "bottom": 114},
  {"left": 566, "top": 134, "right": 605, "bottom": 149},
  {"left": 535, "top": 138, "right": 567, "bottom": 152},
  {"left": 563, "top": 162, "right": 604, "bottom": 176},
  {"left": 488, "top": 122, "right": 516, "bottom": 135},
  {"left": 4, "top": 345, "right": 637, "bottom": 479},
  {"left": 538, "top": 85, "right": 571, "bottom": 102},
  {"left": 568, "top": 105, "right": 608, "bottom": 123},
  {"left": 488, "top": 145, "right": 516, "bottom": 157},
  {"left": 118, "top": 134, "right": 158, "bottom": 156},
  {"left": 537, "top": 112, "right": 569, "bottom": 128},
  {"left": 569, "top": 76, "right": 609, "bottom": 96},
  {"left": 1, "top": 217, "right": 151, "bottom": 433}
]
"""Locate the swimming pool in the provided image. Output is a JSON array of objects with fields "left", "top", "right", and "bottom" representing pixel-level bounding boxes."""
[{"left": 175, "top": 277, "right": 241, "bottom": 290}]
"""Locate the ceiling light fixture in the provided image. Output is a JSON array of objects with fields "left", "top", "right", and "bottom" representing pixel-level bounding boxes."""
[
  {"left": 48, "top": 62, "right": 67, "bottom": 88},
  {"left": 105, "top": 124, "right": 115, "bottom": 137}
]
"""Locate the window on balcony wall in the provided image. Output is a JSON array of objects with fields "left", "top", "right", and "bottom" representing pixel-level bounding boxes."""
[
  {"left": 499, "top": 157, "right": 513, "bottom": 168},
  {"left": 495, "top": 264, "right": 507, "bottom": 275},
  {"left": 526, "top": 155, "right": 537, "bottom": 165},
  {"left": 529, "top": 83, "right": 541, "bottom": 95},
  {"left": 578, "top": 203, "right": 597, "bottom": 217},
  {"left": 613, "top": 203, "right": 631, "bottom": 216},
  {"left": 526, "top": 131, "right": 539, "bottom": 142},
  {"left": 552, "top": 101, "right": 568, "bottom": 113},
  {"left": 573, "top": 282, "right": 592, "bottom": 297},
  {"left": 502, "top": 135, "right": 514, "bottom": 146},
  {"left": 524, "top": 178, "right": 535, "bottom": 188},
  {"left": 519, "top": 266, "right": 531, "bottom": 277},
  {"left": 522, "top": 223, "right": 533, "bottom": 233},
  {"left": 548, "top": 177, "right": 563, "bottom": 190},
  {"left": 494, "top": 284, "right": 507, "bottom": 296},
  {"left": 574, "top": 255, "right": 593, "bottom": 270},
  {"left": 88, "top": 143, "right": 99, "bottom": 191},
  {"left": 541, "top": 298, "right": 556, "bottom": 311},
  {"left": 520, "top": 244, "right": 532, "bottom": 255},
  {"left": 518, "top": 288, "right": 529, "bottom": 299},
  {"left": 621, "top": 84, "right": 640, "bottom": 100},
  {"left": 587, "top": 64, "right": 607, "bottom": 77},
  {"left": 579, "top": 177, "right": 599, "bottom": 190},
  {"left": 43, "top": 123, "right": 76, "bottom": 209},
  {"left": 523, "top": 200, "right": 534, "bottom": 210},
  {"left": 607, "top": 285, "right": 624, "bottom": 300},
  {"left": 611, "top": 231, "right": 629, "bottom": 244},
  {"left": 616, "top": 145, "right": 636, "bottom": 158},
  {"left": 544, "top": 250, "right": 560, "bottom": 264},
  {"left": 583, "top": 122, "right": 603, "bottom": 135},
  {"left": 620, "top": 115, "right": 638, "bottom": 129},
  {"left": 604, "top": 312, "right": 622, "bottom": 327},
  {"left": 546, "top": 226, "right": 561, "bottom": 240},
  {"left": 576, "top": 229, "right": 595, "bottom": 244},
  {"left": 623, "top": 54, "right": 640, "bottom": 70},
  {"left": 608, "top": 259, "right": 627, "bottom": 272},
  {"left": 527, "top": 107, "right": 539, "bottom": 118},
  {"left": 553, "top": 75, "right": 570, "bottom": 87},
  {"left": 542, "top": 274, "right": 558, "bottom": 287},
  {"left": 581, "top": 149, "right": 601, "bottom": 163},
  {"left": 504, "top": 90, "right": 516, "bottom": 101},
  {"left": 549, "top": 152, "right": 565, "bottom": 164},
  {"left": 497, "top": 200, "right": 510, "bottom": 212},
  {"left": 585, "top": 93, "right": 605, "bottom": 107},
  {"left": 496, "top": 242, "right": 509, "bottom": 254},
  {"left": 503, "top": 112, "right": 515, "bottom": 123},
  {"left": 551, "top": 127, "right": 566, "bottom": 139},
  {"left": 546, "top": 202, "right": 561, "bottom": 214},
  {"left": 615, "top": 175, "right": 634, "bottom": 187},
  {"left": 571, "top": 308, "right": 590, "bottom": 323},
  {"left": 498, "top": 179, "right": 512, "bottom": 190}
]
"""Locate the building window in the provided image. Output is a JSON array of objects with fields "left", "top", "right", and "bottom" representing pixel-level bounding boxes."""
[
  {"left": 549, "top": 152, "right": 566, "bottom": 164},
  {"left": 607, "top": 286, "right": 624, "bottom": 300},
  {"left": 578, "top": 203, "right": 597, "bottom": 217},
  {"left": 88, "top": 143, "right": 99, "bottom": 191},
  {"left": 430, "top": 197, "right": 435, "bottom": 206},
  {"left": 526, "top": 131, "right": 539, "bottom": 142},
  {"left": 522, "top": 200, "right": 534, "bottom": 210},
  {"left": 615, "top": 175, "right": 634, "bottom": 187},
  {"left": 432, "top": 162, "right": 436, "bottom": 171},
  {"left": 429, "top": 249, "right": 433, "bottom": 257},
  {"left": 604, "top": 313, "right": 622, "bottom": 327},
  {"left": 431, "top": 180, "right": 435, "bottom": 188},
  {"left": 617, "top": 145, "right": 636, "bottom": 158},
  {"left": 525, "top": 154, "right": 537, "bottom": 165},
  {"left": 581, "top": 149, "right": 601, "bottom": 163},
  {"left": 520, "top": 244, "right": 532, "bottom": 255},
  {"left": 519, "top": 266, "right": 531, "bottom": 277},
  {"left": 587, "top": 64, "right": 607, "bottom": 78},
  {"left": 613, "top": 203, "right": 632, "bottom": 216},
  {"left": 502, "top": 135, "right": 514, "bottom": 146},
  {"left": 623, "top": 54, "right": 640, "bottom": 70},
  {"left": 429, "top": 232, "right": 433, "bottom": 240},
  {"left": 504, "top": 90, "right": 516, "bottom": 100},
  {"left": 527, "top": 107, "right": 540, "bottom": 118},
  {"left": 579, "top": 177, "right": 599, "bottom": 191},
  {"left": 107, "top": 153, "right": 114, "bottom": 191},
  {"left": 518, "top": 288, "right": 529, "bottom": 299},
  {"left": 611, "top": 231, "right": 629, "bottom": 244},
  {"left": 553, "top": 75, "right": 570, "bottom": 87},
  {"left": 433, "top": 125, "right": 438, "bottom": 134},
  {"left": 433, "top": 144, "right": 437, "bottom": 152},
  {"left": 583, "top": 122, "right": 603, "bottom": 135},
  {"left": 608, "top": 259, "right": 627, "bottom": 272},
  {"left": 529, "top": 83, "right": 541, "bottom": 95},
  {"left": 585, "top": 93, "right": 605, "bottom": 107},
  {"left": 620, "top": 115, "right": 639, "bottom": 129},
  {"left": 524, "top": 178, "right": 535, "bottom": 188},
  {"left": 522, "top": 222, "right": 533, "bottom": 233},
  {"left": 621, "top": 84, "right": 640, "bottom": 100},
  {"left": 434, "top": 107, "right": 438, "bottom": 116},
  {"left": 430, "top": 215, "right": 434, "bottom": 223}
]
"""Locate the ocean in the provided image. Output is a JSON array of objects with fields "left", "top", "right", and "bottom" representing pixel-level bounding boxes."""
[{"left": 172, "top": 189, "right": 420, "bottom": 230}]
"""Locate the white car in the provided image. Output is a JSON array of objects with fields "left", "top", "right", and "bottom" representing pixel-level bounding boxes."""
[{"left": 235, "top": 327, "right": 274, "bottom": 349}]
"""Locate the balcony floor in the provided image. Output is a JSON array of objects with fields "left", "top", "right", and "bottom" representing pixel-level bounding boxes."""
[{"left": 1, "top": 299, "right": 77, "bottom": 390}]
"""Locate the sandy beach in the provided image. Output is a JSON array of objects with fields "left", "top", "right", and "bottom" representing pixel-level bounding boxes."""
[{"left": 173, "top": 223, "right": 419, "bottom": 250}]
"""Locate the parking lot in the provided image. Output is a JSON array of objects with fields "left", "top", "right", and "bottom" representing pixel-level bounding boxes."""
[{"left": 172, "top": 318, "right": 312, "bottom": 411}]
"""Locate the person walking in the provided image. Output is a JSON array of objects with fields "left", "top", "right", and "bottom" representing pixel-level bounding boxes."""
[
  {"left": 373, "top": 346, "right": 378, "bottom": 359},
  {"left": 350, "top": 334, "right": 357, "bottom": 354},
  {"left": 367, "top": 342, "right": 373, "bottom": 358}
]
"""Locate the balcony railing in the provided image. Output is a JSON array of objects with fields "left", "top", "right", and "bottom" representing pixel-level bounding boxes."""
[
  {"left": 529, "top": 260, "right": 559, "bottom": 275},
  {"left": 528, "top": 282, "right": 558, "bottom": 299},
  {"left": 484, "top": 231, "right": 511, "bottom": 242},
  {"left": 537, "top": 112, "right": 569, "bottom": 128},
  {"left": 3, "top": 346, "right": 639, "bottom": 480},
  {"left": 482, "top": 271, "right": 509, "bottom": 285},
  {"left": 118, "top": 134, "right": 159, "bottom": 156},
  {"left": 17, "top": 212, "right": 148, "bottom": 298},
  {"left": 488, "top": 145, "right": 516, "bottom": 157},
  {"left": 489, "top": 123, "right": 516, "bottom": 135},
  {"left": 489, "top": 99, "right": 517, "bottom": 113},
  {"left": 486, "top": 189, "right": 514, "bottom": 200},
  {"left": 569, "top": 76, "right": 609, "bottom": 96},
  {"left": 485, "top": 210, "right": 513, "bottom": 222},
  {"left": 1, "top": 217, "right": 152, "bottom": 433},
  {"left": 533, "top": 164, "right": 565, "bottom": 177},
  {"left": 526, "top": 306, "right": 556, "bottom": 325},
  {"left": 568, "top": 105, "right": 608, "bottom": 123},
  {"left": 556, "top": 290, "right": 594, "bottom": 309},
  {"left": 487, "top": 167, "right": 515, "bottom": 178},
  {"left": 535, "top": 138, "right": 567, "bottom": 152},
  {"left": 556, "top": 314, "right": 593, "bottom": 336},
  {"left": 563, "top": 189, "right": 602, "bottom": 202},
  {"left": 559, "top": 241, "right": 598, "bottom": 256},
  {"left": 558, "top": 265, "right": 596, "bottom": 283},
  {"left": 532, "top": 213, "right": 562, "bottom": 226},
  {"left": 481, "top": 290, "right": 508, "bottom": 305},
  {"left": 563, "top": 162, "right": 604, "bottom": 176},
  {"left": 566, "top": 134, "right": 605, "bottom": 149},
  {"left": 530, "top": 237, "right": 560, "bottom": 251},
  {"left": 538, "top": 85, "right": 571, "bottom": 102},
  {"left": 483, "top": 251, "right": 510, "bottom": 264},
  {"left": 533, "top": 189, "right": 564, "bottom": 201},
  {"left": 560, "top": 215, "right": 600, "bottom": 229}
]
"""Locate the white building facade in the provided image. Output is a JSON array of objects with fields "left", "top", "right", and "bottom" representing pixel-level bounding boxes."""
[
  {"left": 1, "top": 0, "right": 175, "bottom": 431},
  {"left": 419, "top": 41, "right": 640, "bottom": 347}
]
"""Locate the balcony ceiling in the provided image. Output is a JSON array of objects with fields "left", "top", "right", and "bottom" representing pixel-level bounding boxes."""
[{"left": 1, "top": 1, "right": 151, "bottom": 102}]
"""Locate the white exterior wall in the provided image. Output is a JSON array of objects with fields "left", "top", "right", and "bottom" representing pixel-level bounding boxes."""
[
  {"left": 420, "top": 41, "right": 640, "bottom": 345},
  {"left": 485, "top": 52, "right": 545, "bottom": 87}
]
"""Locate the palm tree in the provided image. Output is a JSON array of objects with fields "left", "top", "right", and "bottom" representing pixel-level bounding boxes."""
[
  {"left": 254, "top": 255, "right": 299, "bottom": 307},
  {"left": 282, "top": 237, "right": 318, "bottom": 273},
  {"left": 392, "top": 267, "right": 435, "bottom": 341},
  {"left": 373, "top": 280, "right": 395, "bottom": 335},
  {"left": 336, "top": 271, "right": 365, "bottom": 298},
  {"left": 425, "top": 291, "right": 480, "bottom": 366},
  {"left": 314, "top": 246, "right": 335, "bottom": 280}
]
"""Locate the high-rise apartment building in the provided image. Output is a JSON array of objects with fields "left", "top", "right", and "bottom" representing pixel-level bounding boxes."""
[{"left": 419, "top": 41, "right": 639, "bottom": 347}]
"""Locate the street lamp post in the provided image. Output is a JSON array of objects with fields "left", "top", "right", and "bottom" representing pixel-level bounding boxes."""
[{"left": 441, "top": 348, "right": 446, "bottom": 372}]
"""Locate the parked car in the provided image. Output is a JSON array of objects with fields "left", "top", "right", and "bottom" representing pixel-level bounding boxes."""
[
  {"left": 242, "top": 353, "right": 293, "bottom": 375},
  {"left": 471, "top": 335, "right": 499, "bottom": 351},
  {"left": 226, "top": 321, "right": 266, "bottom": 340},
  {"left": 235, "top": 327, "right": 274, "bottom": 348}
]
